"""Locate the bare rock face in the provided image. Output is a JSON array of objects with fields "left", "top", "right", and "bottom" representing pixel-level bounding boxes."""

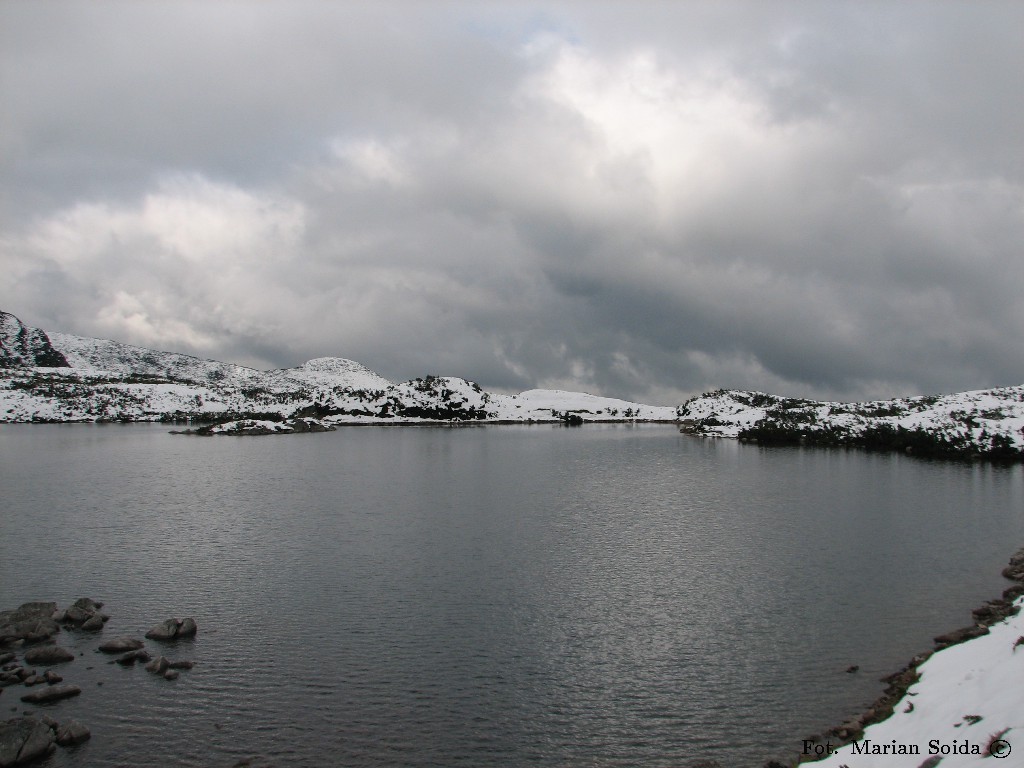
[
  {"left": 0, "top": 312, "right": 69, "bottom": 369},
  {"left": 0, "top": 716, "right": 56, "bottom": 767}
]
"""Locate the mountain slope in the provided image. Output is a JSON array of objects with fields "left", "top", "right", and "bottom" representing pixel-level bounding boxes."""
[
  {"left": 0, "top": 311, "right": 69, "bottom": 369},
  {"left": 0, "top": 311, "right": 673, "bottom": 425}
]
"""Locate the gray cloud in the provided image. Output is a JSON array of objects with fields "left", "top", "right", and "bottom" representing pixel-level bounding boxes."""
[{"left": 2, "top": 1, "right": 1023, "bottom": 404}]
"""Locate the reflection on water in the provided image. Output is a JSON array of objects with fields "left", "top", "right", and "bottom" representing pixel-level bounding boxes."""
[{"left": 1, "top": 423, "right": 1022, "bottom": 766}]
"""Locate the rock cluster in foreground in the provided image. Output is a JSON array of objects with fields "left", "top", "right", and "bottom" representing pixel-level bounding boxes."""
[{"left": 0, "top": 599, "right": 198, "bottom": 766}]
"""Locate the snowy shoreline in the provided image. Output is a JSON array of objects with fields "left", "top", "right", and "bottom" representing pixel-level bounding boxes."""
[{"left": 789, "top": 547, "right": 1024, "bottom": 768}]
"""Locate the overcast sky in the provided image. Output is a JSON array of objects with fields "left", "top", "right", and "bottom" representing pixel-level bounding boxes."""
[{"left": 2, "top": 1, "right": 1023, "bottom": 404}]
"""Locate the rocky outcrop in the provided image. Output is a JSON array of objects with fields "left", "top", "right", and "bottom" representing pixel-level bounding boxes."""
[
  {"left": 54, "top": 720, "right": 90, "bottom": 747},
  {"left": 1, "top": 598, "right": 196, "bottom": 766},
  {"left": 57, "top": 597, "right": 108, "bottom": 631},
  {"left": 0, "top": 603, "right": 60, "bottom": 646},
  {"left": 115, "top": 649, "right": 151, "bottom": 666},
  {"left": 0, "top": 716, "right": 90, "bottom": 767},
  {"left": 0, "top": 312, "right": 69, "bottom": 369},
  {"left": 145, "top": 617, "right": 198, "bottom": 640},
  {"left": 22, "top": 645, "right": 74, "bottom": 665},
  {"left": 1003, "top": 546, "right": 1024, "bottom": 581},
  {"left": 0, "top": 717, "right": 56, "bottom": 767}
]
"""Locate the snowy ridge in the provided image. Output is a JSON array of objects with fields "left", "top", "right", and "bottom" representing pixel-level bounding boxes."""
[
  {"left": 269, "top": 357, "right": 393, "bottom": 392},
  {"left": 0, "top": 312, "right": 671, "bottom": 424},
  {"left": 48, "top": 331, "right": 272, "bottom": 387},
  {"left": 489, "top": 388, "right": 676, "bottom": 422},
  {"left": 679, "top": 387, "right": 1024, "bottom": 457},
  {"left": 5, "top": 310, "right": 1024, "bottom": 454}
]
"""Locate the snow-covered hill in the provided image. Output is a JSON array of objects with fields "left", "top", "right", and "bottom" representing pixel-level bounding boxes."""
[
  {"left": 678, "top": 387, "right": 1024, "bottom": 459},
  {"left": 4, "top": 310, "right": 1023, "bottom": 458},
  {"left": 0, "top": 311, "right": 674, "bottom": 425}
]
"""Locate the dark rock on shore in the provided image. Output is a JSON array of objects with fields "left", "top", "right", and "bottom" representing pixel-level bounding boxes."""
[
  {"left": 59, "top": 598, "right": 108, "bottom": 632},
  {"left": 23, "top": 646, "right": 74, "bottom": 665},
  {"left": 145, "top": 617, "right": 198, "bottom": 641},
  {"left": 143, "top": 655, "right": 191, "bottom": 680},
  {"left": 0, "top": 603, "right": 60, "bottom": 646},
  {"left": 0, "top": 715, "right": 91, "bottom": 766},
  {"left": 0, "top": 716, "right": 55, "bottom": 767},
  {"left": 20, "top": 684, "right": 81, "bottom": 704},
  {"left": 933, "top": 624, "right": 989, "bottom": 648},
  {"left": 54, "top": 720, "right": 90, "bottom": 746},
  {"left": 1003, "top": 546, "right": 1024, "bottom": 581},
  {"left": 98, "top": 637, "right": 144, "bottom": 654},
  {"left": 115, "top": 649, "right": 151, "bottom": 666},
  {"left": 796, "top": 543, "right": 1024, "bottom": 764},
  {"left": 81, "top": 614, "right": 105, "bottom": 631}
]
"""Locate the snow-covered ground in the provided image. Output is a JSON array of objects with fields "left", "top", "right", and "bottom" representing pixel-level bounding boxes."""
[
  {"left": 809, "top": 597, "right": 1024, "bottom": 767},
  {"left": 679, "top": 387, "right": 1024, "bottom": 456}
]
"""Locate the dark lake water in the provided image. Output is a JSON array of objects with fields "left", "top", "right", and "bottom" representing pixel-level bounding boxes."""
[{"left": 1, "top": 423, "right": 1022, "bottom": 767}]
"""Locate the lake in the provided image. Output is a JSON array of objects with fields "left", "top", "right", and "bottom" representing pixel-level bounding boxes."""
[{"left": 1, "top": 423, "right": 1022, "bottom": 767}]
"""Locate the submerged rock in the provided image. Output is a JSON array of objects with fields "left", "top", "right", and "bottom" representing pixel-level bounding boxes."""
[
  {"left": 98, "top": 637, "right": 144, "bottom": 654},
  {"left": 115, "top": 649, "right": 151, "bottom": 666},
  {"left": 20, "top": 684, "right": 81, "bottom": 704}
]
